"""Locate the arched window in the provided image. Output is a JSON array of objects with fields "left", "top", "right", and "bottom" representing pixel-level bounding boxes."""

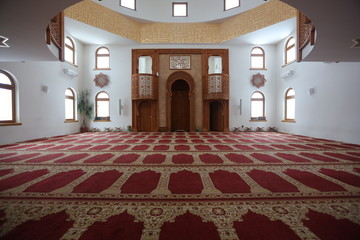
[
  {"left": 65, "top": 88, "right": 76, "bottom": 121},
  {"left": 95, "top": 91, "right": 110, "bottom": 120},
  {"left": 95, "top": 47, "right": 110, "bottom": 69},
  {"left": 285, "top": 37, "right": 296, "bottom": 64},
  {"left": 285, "top": 88, "right": 295, "bottom": 121},
  {"left": 250, "top": 47, "right": 265, "bottom": 69},
  {"left": 251, "top": 91, "right": 266, "bottom": 120},
  {"left": 0, "top": 71, "right": 16, "bottom": 124},
  {"left": 64, "top": 37, "right": 75, "bottom": 65}
]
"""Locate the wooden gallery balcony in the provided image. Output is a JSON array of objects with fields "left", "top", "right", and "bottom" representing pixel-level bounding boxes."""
[
  {"left": 203, "top": 74, "right": 229, "bottom": 100},
  {"left": 131, "top": 74, "right": 159, "bottom": 100}
]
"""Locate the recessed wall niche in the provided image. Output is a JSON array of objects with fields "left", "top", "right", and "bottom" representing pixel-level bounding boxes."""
[
  {"left": 131, "top": 49, "right": 229, "bottom": 132},
  {"left": 138, "top": 56, "right": 152, "bottom": 74}
]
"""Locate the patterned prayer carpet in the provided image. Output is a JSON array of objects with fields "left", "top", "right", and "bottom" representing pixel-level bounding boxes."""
[{"left": 0, "top": 131, "right": 359, "bottom": 240}]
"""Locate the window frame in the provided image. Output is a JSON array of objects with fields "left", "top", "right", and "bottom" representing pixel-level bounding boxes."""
[
  {"left": 0, "top": 70, "right": 16, "bottom": 124},
  {"left": 224, "top": 0, "right": 240, "bottom": 11},
  {"left": 250, "top": 91, "right": 266, "bottom": 121},
  {"left": 285, "top": 37, "right": 296, "bottom": 65},
  {"left": 250, "top": 47, "right": 266, "bottom": 70},
  {"left": 95, "top": 47, "right": 111, "bottom": 70},
  {"left": 120, "top": 0, "right": 136, "bottom": 11},
  {"left": 284, "top": 88, "right": 295, "bottom": 121},
  {"left": 64, "top": 37, "right": 75, "bottom": 65},
  {"left": 172, "top": 2, "right": 188, "bottom": 17},
  {"left": 95, "top": 91, "right": 110, "bottom": 121},
  {"left": 65, "top": 88, "right": 76, "bottom": 122}
]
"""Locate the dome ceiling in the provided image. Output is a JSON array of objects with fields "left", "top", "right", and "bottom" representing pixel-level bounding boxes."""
[{"left": 95, "top": 0, "right": 267, "bottom": 23}]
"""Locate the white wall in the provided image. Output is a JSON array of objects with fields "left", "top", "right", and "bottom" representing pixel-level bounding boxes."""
[
  {"left": 82, "top": 44, "right": 133, "bottom": 131},
  {"left": 228, "top": 44, "right": 278, "bottom": 131},
  {"left": 0, "top": 37, "right": 85, "bottom": 146},
  {"left": 1, "top": 38, "right": 360, "bottom": 145},
  {"left": 275, "top": 36, "right": 360, "bottom": 144}
]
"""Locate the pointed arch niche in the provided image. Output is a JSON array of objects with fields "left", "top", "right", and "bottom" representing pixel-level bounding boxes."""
[{"left": 166, "top": 71, "right": 195, "bottom": 132}]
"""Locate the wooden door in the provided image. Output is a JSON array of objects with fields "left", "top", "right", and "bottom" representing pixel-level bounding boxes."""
[
  {"left": 210, "top": 101, "right": 223, "bottom": 131},
  {"left": 138, "top": 101, "right": 152, "bottom": 132},
  {"left": 171, "top": 80, "right": 190, "bottom": 132}
]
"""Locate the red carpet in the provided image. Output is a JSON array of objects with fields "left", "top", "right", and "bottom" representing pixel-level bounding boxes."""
[{"left": 0, "top": 131, "right": 360, "bottom": 239}]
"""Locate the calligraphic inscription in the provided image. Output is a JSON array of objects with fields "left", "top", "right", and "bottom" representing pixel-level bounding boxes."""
[{"left": 170, "top": 56, "right": 191, "bottom": 70}]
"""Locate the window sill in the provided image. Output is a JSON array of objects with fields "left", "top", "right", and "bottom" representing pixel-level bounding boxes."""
[
  {"left": 250, "top": 120, "right": 267, "bottom": 122},
  {"left": 64, "top": 120, "right": 78, "bottom": 123},
  {"left": 65, "top": 61, "right": 78, "bottom": 68},
  {"left": 93, "top": 120, "right": 111, "bottom": 122},
  {"left": 250, "top": 68, "right": 267, "bottom": 71},
  {"left": 0, "top": 123, "right": 22, "bottom": 127},
  {"left": 93, "top": 68, "right": 111, "bottom": 71},
  {"left": 282, "top": 120, "right": 296, "bottom": 123},
  {"left": 282, "top": 61, "right": 296, "bottom": 68}
]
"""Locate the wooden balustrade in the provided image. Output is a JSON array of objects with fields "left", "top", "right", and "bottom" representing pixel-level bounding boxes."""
[
  {"left": 203, "top": 74, "right": 229, "bottom": 100},
  {"left": 297, "top": 11, "right": 315, "bottom": 61},
  {"left": 131, "top": 74, "right": 159, "bottom": 100}
]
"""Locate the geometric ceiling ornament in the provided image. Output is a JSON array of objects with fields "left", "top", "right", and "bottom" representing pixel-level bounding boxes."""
[
  {"left": 94, "top": 72, "right": 110, "bottom": 88},
  {"left": 0, "top": 35, "right": 9, "bottom": 48},
  {"left": 251, "top": 72, "right": 266, "bottom": 88}
]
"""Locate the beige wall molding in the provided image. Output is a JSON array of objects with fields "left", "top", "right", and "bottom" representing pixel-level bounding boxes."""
[{"left": 65, "top": 0, "right": 296, "bottom": 44}]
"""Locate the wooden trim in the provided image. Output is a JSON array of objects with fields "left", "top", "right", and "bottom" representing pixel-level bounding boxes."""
[
  {"left": 250, "top": 91, "right": 265, "bottom": 119},
  {"left": 65, "top": 88, "right": 76, "bottom": 121},
  {"left": 284, "top": 88, "right": 295, "bottom": 121},
  {"left": 250, "top": 47, "right": 265, "bottom": 70},
  {"left": 0, "top": 70, "right": 16, "bottom": 124},
  {"left": 65, "top": 37, "right": 75, "bottom": 65},
  {"left": 285, "top": 37, "right": 295, "bottom": 65},
  {"left": 95, "top": 91, "right": 110, "bottom": 119},
  {"left": 0, "top": 123, "right": 22, "bottom": 127},
  {"left": 95, "top": 47, "right": 110, "bottom": 69},
  {"left": 93, "top": 120, "right": 111, "bottom": 122},
  {"left": 64, "top": 120, "right": 78, "bottom": 123},
  {"left": 172, "top": 2, "right": 188, "bottom": 17},
  {"left": 249, "top": 120, "right": 267, "bottom": 122},
  {"left": 282, "top": 120, "right": 296, "bottom": 123}
]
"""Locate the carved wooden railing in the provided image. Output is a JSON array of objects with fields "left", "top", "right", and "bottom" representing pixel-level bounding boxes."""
[
  {"left": 46, "top": 11, "right": 64, "bottom": 61},
  {"left": 203, "top": 74, "right": 229, "bottom": 100},
  {"left": 297, "top": 11, "right": 315, "bottom": 61},
  {"left": 132, "top": 74, "right": 159, "bottom": 100}
]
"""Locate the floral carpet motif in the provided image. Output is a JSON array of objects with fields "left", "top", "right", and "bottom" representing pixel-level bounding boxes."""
[{"left": 0, "top": 132, "right": 359, "bottom": 239}]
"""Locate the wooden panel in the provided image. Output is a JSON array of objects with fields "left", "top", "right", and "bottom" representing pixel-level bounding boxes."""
[
  {"left": 210, "top": 101, "right": 223, "bottom": 131},
  {"left": 171, "top": 80, "right": 190, "bottom": 132},
  {"left": 138, "top": 101, "right": 152, "bottom": 132}
]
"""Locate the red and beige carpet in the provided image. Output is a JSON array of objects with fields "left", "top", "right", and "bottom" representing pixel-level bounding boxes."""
[{"left": 0, "top": 132, "right": 359, "bottom": 239}]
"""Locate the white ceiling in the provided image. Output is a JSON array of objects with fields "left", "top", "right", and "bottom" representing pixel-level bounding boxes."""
[
  {"left": 223, "top": 17, "right": 295, "bottom": 45},
  {"left": 95, "top": 0, "right": 267, "bottom": 23}
]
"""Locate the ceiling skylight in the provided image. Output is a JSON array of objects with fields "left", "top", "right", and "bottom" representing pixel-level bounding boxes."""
[
  {"left": 120, "top": 0, "right": 136, "bottom": 10},
  {"left": 173, "top": 2, "right": 188, "bottom": 17},
  {"left": 225, "top": 0, "right": 240, "bottom": 11}
]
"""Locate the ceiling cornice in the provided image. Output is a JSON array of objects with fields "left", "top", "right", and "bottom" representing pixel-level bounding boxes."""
[{"left": 65, "top": 0, "right": 296, "bottom": 44}]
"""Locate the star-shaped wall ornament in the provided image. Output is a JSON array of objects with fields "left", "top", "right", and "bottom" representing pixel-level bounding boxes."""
[
  {"left": 94, "top": 73, "right": 110, "bottom": 88},
  {"left": 0, "top": 36, "right": 9, "bottom": 48},
  {"left": 251, "top": 73, "right": 266, "bottom": 88}
]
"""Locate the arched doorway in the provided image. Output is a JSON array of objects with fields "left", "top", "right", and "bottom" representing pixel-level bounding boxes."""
[
  {"left": 210, "top": 101, "right": 223, "bottom": 131},
  {"left": 171, "top": 80, "right": 190, "bottom": 132},
  {"left": 138, "top": 101, "right": 152, "bottom": 132}
]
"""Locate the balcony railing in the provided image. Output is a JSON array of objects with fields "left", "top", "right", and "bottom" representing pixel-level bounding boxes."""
[
  {"left": 132, "top": 74, "right": 159, "bottom": 100},
  {"left": 203, "top": 74, "right": 229, "bottom": 100}
]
